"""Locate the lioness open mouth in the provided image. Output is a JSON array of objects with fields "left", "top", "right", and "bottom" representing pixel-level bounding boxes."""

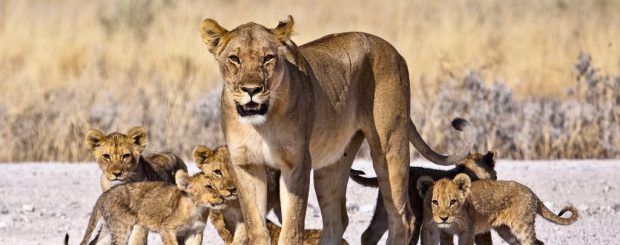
[{"left": 236, "top": 101, "right": 269, "bottom": 117}]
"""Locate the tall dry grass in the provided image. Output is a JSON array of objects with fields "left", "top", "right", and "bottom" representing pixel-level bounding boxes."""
[{"left": 0, "top": 0, "right": 618, "bottom": 162}]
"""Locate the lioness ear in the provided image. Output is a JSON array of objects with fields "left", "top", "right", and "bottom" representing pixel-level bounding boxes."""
[
  {"left": 453, "top": 173, "right": 471, "bottom": 196},
  {"left": 272, "top": 15, "right": 294, "bottom": 41},
  {"left": 84, "top": 129, "right": 105, "bottom": 151},
  {"left": 416, "top": 176, "right": 435, "bottom": 198},
  {"left": 200, "top": 18, "right": 229, "bottom": 55},
  {"left": 127, "top": 126, "right": 148, "bottom": 152},
  {"left": 193, "top": 145, "right": 214, "bottom": 169}
]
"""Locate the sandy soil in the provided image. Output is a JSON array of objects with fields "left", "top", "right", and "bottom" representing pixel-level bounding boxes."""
[{"left": 1, "top": 159, "right": 619, "bottom": 244}]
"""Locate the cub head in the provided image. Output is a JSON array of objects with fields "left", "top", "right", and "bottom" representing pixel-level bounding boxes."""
[
  {"left": 84, "top": 127, "right": 147, "bottom": 181},
  {"left": 193, "top": 145, "right": 238, "bottom": 201},
  {"left": 459, "top": 151, "right": 497, "bottom": 180},
  {"left": 417, "top": 173, "right": 471, "bottom": 229},
  {"left": 176, "top": 170, "right": 227, "bottom": 210},
  {"left": 200, "top": 16, "right": 296, "bottom": 125}
]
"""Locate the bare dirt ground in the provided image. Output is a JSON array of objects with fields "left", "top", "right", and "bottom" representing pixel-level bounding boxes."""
[{"left": 1, "top": 159, "right": 619, "bottom": 244}]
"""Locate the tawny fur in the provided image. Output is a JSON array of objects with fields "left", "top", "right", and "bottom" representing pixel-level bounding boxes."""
[
  {"left": 194, "top": 145, "right": 352, "bottom": 245},
  {"left": 83, "top": 126, "right": 188, "bottom": 245},
  {"left": 418, "top": 174, "right": 578, "bottom": 245},
  {"left": 77, "top": 171, "right": 227, "bottom": 245},
  {"left": 200, "top": 15, "right": 473, "bottom": 244},
  {"left": 350, "top": 151, "right": 497, "bottom": 245},
  {"left": 266, "top": 219, "right": 349, "bottom": 245}
]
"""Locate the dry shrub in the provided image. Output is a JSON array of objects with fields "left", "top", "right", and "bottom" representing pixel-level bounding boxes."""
[
  {"left": 0, "top": 0, "right": 619, "bottom": 161},
  {"left": 411, "top": 53, "right": 619, "bottom": 160}
]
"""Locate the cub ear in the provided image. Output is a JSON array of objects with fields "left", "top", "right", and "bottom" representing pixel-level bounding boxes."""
[
  {"left": 416, "top": 176, "right": 435, "bottom": 198},
  {"left": 453, "top": 173, "right": 471, "bottom": 196},
  {"left": 483, "top": 150, "right": 497, "bottom": 168},
  {"left": 200, "top": 18, "right": 229, "bottom": 55},
  {"left": 175, "top": 170, "right": 190, "bottom": 191},
  {"left": 272, "top": 15, "right": 294, "bottom": 41},
  {"left": 127, "top": 126, "right": 148, "bottom": 152},
  {"left": 193, "top": 145, "right": 214, "bottom": 169},
  {"left": 84, "top": 129, "right": 105, "bottom": 151}
]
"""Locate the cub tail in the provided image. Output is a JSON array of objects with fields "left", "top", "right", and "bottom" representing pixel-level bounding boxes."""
[{"left": 538, "top": 203, "right": 578, "bottom": 225}]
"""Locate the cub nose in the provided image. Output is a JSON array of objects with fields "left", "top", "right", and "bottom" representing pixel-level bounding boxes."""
[
  {"left": 112, "top": 170, "right": 123, "bottom": 177},
  {"left": 228, "top": 187, "right": 237, "bottom": 195},
  {"left": 241, "top": 85, "right": 263, "bottom": 97},
  {"left": 440, "top": 215, "right": 449, "bottom": 222}
]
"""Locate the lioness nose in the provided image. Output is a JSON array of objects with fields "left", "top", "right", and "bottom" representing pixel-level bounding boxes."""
[
  {"left": 241, "top": 86, "right": 263, "bottom": 96},
  {"left": 228, "top": 187, "right": 237, "bottom": 194},
  {"left": 440, "top": 216, "right": 449, "bottom": 222}
]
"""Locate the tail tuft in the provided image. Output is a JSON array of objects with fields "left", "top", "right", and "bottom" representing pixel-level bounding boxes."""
[
  {"left": 451, "top": 117, "right": 469, "bottom": 131},
  {"left": 65, "top": 233, "right": 69, "bottom": 245},
  {"left": 349, "top": 169, "right": 366, "bottom": 176}
]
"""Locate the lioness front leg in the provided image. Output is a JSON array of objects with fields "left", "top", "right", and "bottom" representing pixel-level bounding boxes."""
[
  {"left": 128, "top": 225, "right": 148, "bottom": 245},
  {"left": 230, "top": 163, "right": 270, "bottom": 244},
  {"left": 279, "top": 150, "right": 312, "bottom": 244}
]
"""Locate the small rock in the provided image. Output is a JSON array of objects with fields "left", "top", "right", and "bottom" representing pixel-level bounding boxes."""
[
  {"left": 347, "top": 204, "right": 359, "bottom": 213},
  {"left": 0, "top": 207, "right": 8, "bottom": 215},
  {"left": 612, "top": 204, "right": 620, "bottom": 213},
  {"left": 22, "top": 204, "right": 35, "bottom": 212}
]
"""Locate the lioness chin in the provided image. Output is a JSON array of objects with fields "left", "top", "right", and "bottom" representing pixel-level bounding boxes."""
[{"left": 200, "top": 15, "right": 473, "bottom": 244}]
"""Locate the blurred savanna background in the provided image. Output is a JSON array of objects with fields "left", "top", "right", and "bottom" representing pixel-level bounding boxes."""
[{"left": 0, "top": 0, "right": 618, "bottom": 162}]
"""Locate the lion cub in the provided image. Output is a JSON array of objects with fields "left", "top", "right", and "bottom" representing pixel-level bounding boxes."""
[
  {"left": 266, "top": 219, "right": 349, "bottom": 245},
  {"left": 84, "top": 126, "right": 187, "bottom": 191},
  {"left": 349, "top": 151, "right": 497, "bottom": 245},
  {"left": 193, "top": 145, "right": 349, "bottom": 245},
  {"left": 418, "top": 173, "right": 578, "bottom": 245},
  {"left": 78, "top": 171, "right": 226, "bottom": 245}
]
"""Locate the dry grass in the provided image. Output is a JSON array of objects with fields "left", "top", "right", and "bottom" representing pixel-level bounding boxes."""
[{"left": 0, "top": 0, "right": 618, "bottom": 162}]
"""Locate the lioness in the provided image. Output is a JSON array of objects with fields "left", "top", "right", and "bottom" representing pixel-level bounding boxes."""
[
  {"left": 77, "top": 171, "right": 225, "bottom": 245},
  {"left": 418, "top": 174, "right": 578, "bottom": 245},
  {"left": 350, "top": 149, "right": 497, "bottom": 245},
  {"left": 84, "top": 126, "right": 188, "bottom": 245},
  {"left": 200, "top": 16, "right": 473, "bottom": 244}
]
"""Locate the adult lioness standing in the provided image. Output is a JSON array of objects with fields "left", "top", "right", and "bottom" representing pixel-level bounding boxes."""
[{"left": 200, "top": 16, "right": 472, "bottom": 245}]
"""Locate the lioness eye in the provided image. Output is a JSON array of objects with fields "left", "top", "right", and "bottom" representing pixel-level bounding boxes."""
[
  {"left": 450, "top": 199, "right": 457, "bottom": 206},
  {"left": 213, "top": 169, "right": 223, "bottom": 176},
  {"left": 432, "top": 200, "right": 438, "bottom": 206},
  {"left": 205, "top": 184, "right": 214, "bottom": 190},
  {"left": 102, "top": 154, "right": 111, "bottom": 160},
  {"left": 122, "top": 154, "right": 131, "bottom": 160},
  {"left": 263, "top": 54, "right": 275, "bottom": 64},
  {"left": 228, "top": 55, "right": 240, "bottom": 65}
]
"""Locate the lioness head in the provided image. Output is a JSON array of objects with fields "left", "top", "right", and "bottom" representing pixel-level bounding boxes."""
[
  {"left": 84, "top": 127, "right": 147, "bottom": 181},
  {"left": 200, "top": 16, "right": 296, "bottom": 125},
  {"left": 176, "top": 170, "right": 227, "bottom": 210},
  {"left": 417, "top": 173, "right": 471, "bottom": 229},
  {"left": 193, "top": 145, "right": 238, "bottom": 201},
  {"left": 459, "top": 151, "right": 497, "bottom": 180}
]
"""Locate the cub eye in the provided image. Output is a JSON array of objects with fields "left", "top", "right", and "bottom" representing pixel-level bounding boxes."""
[
  {"left": 432, "top": 200, "right": 439, "bottom": 206},
  {"left": 263, "top": 54, "right": 275, "bottom": 64},
  {"left": 102, "top": 154, "right": 111, "bottom": 160},
  {"left": 228, "top": 55, "right": 240, "bottom": 65},
  {"left": 450, "top": 199, "right": 457, "bottom": 206},
  {"left": 205, "top": 184, "right": 214, "bottom": 190},
  {"left": 213, "top": 169, "right": 223, "bottom": 176},
  {"left": 122, "top": 154, "right": 131, "bottom": 160}
]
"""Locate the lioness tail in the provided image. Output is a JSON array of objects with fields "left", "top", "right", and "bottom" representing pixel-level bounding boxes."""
[{"left": 348, "top": 169, "right": 379, "bottom": 187}]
